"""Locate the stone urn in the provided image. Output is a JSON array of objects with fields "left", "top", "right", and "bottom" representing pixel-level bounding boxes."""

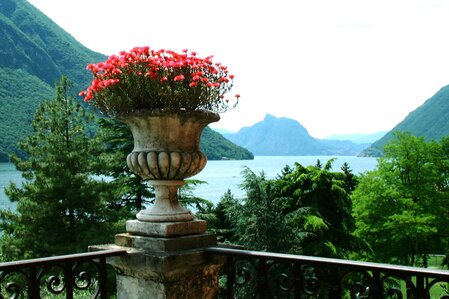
[{"left": 118, "top": 109, "right": 220, "bottom": 222}]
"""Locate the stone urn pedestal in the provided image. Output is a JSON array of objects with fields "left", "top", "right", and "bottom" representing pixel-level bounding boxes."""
[
  {"left": 119, "top": 109, "right": 220, "bottom": 237},
  {"left": 90, "top": 110, "right": 223, "bottom": 299}
]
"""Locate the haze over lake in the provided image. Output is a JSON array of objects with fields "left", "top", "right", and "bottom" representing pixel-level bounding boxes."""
[{"left": 0, "top": 156, "right": 378, "bottom": 209}]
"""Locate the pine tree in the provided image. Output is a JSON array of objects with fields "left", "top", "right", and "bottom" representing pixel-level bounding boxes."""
[
  {"left": 0, "top": 77, "right": 122, "bottom": 260},
  {"left": 226, "top": 167, "right": 295, "bottom": 253}
]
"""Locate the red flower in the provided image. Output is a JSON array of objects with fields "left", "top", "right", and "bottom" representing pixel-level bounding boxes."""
[
  {"left": 174, "top": 75, "right": 185, "bottom": 81},
  {"left": 80, "top": 46, "right": 238, "bottom": 114},
  {"left": 112, "top": 69, "right": 122, "bottom": 75}
]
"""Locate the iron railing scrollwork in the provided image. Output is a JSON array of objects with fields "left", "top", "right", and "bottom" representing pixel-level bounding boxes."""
[
  {"left": 0, "top": 249, "right": 126, "bottom": 298},
  {"left": 206, "top": 247, "right": 449, "bottom": 299}
]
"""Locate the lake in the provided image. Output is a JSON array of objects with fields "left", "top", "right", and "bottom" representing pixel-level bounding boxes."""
[{"left": 0, "top": 156, "right": 378, "bottom": 208}]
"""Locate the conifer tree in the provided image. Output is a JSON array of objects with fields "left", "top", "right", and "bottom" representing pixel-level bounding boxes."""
[
  {"left": 277, "top": 159, "right": 366, "bottom": 257},
  {"left": 226, "top": 168, "right": 295, "bottom": 253},
  {"left": 0, "top": 77, "right": 122, "bottom": 260}
]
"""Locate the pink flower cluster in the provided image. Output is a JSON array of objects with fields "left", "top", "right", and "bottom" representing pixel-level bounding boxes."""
[{"left": 79, "top": 47, "right": 239, "bottom": 114}]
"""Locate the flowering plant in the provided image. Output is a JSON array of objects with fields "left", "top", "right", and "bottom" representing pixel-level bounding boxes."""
[{"left": 79, "top": 46, "right": 239, "bottom": 116}]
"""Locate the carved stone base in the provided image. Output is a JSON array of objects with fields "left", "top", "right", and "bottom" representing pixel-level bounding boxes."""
[
  {"left": 136, "top": 180, "right": 194, "bottom": 222},
  {"left": 115, "top": 233, "right": 217, "bottom": 252},
  {"left": 126, "top": 219, "right": 207, "bottom": 237}
]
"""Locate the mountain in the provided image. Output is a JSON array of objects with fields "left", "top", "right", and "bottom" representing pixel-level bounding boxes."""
[
  {"left": 0, "top": 0, "right": 252, "bottom": 162},
  {"left": 324, "top": 131, "right": 387, "bottom": 144},
  {"left": 225, "top": 114, "right": 369, "bottom": 156},
  {"left": 0, "top": 0, "right": 106, "bottom": 91},
  {"left": 361, "top": 85, "right": 449, "bottom": 156},
  {"left": 0, "top": 0, "right": 106, "bottom": 161}
]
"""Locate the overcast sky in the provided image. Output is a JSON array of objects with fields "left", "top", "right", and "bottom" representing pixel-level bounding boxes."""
[{"left": 27, "top": 0, "right": 449, "bottom": 138}]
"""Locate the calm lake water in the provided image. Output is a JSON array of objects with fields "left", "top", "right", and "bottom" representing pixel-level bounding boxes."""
[{"left": 0, "top": 156, "right": 378, "bottom": 208}]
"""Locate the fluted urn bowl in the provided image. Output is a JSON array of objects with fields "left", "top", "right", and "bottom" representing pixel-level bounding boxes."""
[{"left": 118, "top": 109, "right": 220, "bottom": 222}]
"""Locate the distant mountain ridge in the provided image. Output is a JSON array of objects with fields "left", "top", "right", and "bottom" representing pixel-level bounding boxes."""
[
  {"left": 325, "top": 132, "right": 387, "bottom": 144},
  {"left": 0, "top": 0, "right": 253, "bottom": 162},
  {"left": 224, "top": 114, "right": 370, "bottom": 156},
  {"left": 362, "top": 84, "right": 449, "bottom": 156}
]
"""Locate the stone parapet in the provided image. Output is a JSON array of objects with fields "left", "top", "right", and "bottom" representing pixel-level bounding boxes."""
[{"left": 90, "top": 230, "right": 223, "bottom": 299}]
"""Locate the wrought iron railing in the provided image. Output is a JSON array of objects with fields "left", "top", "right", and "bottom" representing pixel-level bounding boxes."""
[
  {"left": 206, "top": 247, "right": 449, "bottom": 299},
  {"left": 0, "top": 249, "right": 126, "bottom": 299}
]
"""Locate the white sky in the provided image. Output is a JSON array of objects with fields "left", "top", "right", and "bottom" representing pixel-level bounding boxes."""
[{"left": 26, "top": 0, "right": 449, "bottom": 138}]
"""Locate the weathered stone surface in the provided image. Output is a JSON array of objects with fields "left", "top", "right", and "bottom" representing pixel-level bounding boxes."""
[
  {"left": 120, "top": 111, "right": 219, "bottom": 174},
  {"left": 90, "top": 243, "right": 224, "bottom": 299},
  {"left": 114, "top": 233, "right": 216, "bottom": 252},
  {"left": 116, "top": 260, "right": 221, "bottom": 299},
  {"left": 121, "top": 111, "right": 219, "bottom": 223},
  {"left": 135, "top": 180, "right": 194, "bottom": 222},
  {"left": 126, "top": 219, "right": 207, "bottom": 237}
]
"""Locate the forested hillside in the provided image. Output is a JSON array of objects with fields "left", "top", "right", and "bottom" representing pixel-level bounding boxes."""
[
  {"left": 201, "top": 127, "right": 253, "bottom": 160},
  {"left": 362, "top": 84, "right": 449, "bottom": 156},
  {"left": 0, "top": 0, "right": 252, "bottom": 161},
  {"left": 0, "top": 0, "right": 106, "bottom": 161},
  {"left": 0, "top": 68, "right": 53, "bottom": 161}
]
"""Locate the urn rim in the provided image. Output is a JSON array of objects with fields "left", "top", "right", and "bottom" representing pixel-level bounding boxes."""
[{"left": 115, "top": 108, "right": 220, "bottom": 123}]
